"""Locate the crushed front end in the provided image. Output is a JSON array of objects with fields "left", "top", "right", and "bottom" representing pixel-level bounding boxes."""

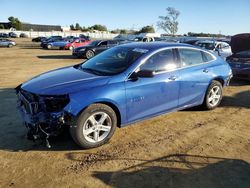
[{"left": 15, "top": 85, "right": 72, "bottom": 148}]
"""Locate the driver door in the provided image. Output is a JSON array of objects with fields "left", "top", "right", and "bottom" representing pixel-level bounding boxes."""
[{"left": 125, "top": 49, "right": 180, "bottom": 123}]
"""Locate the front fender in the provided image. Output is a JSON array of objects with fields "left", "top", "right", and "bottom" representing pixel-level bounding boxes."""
[{"left": 63, "top": 82, "right": 127, "bottom": 125}]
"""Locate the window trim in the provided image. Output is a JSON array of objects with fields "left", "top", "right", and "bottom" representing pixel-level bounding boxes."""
[
  {"left": 126, "top": 46, "right": 216, "bottom": 80},
  {"left": 139, "top": 48, "right": 178, "bottom": 74}
]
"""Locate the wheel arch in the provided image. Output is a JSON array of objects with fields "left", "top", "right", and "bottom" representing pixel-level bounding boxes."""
[
  {"left": 98, "top": 101, "right": 121, "bottom": 128},
  {"left": 212, "top": 77, "right": 225, "bottom": 87},
  {"left": 75, "top": 101, "right": 122, "bottom": 128}
]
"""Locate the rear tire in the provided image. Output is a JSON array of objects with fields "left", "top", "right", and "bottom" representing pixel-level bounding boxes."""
[
  {"left": 202, "top": 80, "right": 223, "bottom": 110},
  {"left": 70, "top": 104, "right": 117, "bottom": 149}
]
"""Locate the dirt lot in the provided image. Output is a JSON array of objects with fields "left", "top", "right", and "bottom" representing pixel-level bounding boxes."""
[{"left": 0, "top": 38, "right": 249, "bottom": 188}]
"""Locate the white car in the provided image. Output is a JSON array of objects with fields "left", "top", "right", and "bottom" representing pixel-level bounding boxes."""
[
  {"left": 195, "top": 40, "right": 232, "bottom": 60},
  {"left": 0, "top": 38, "right": 16, "bottom": 48}
]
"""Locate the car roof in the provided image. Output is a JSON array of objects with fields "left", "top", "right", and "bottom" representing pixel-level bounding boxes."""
[{"left": 118, "top": 42, "right": 193, "bottom": 51}]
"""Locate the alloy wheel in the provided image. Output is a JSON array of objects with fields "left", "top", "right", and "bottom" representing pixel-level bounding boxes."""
[
  {"left": 83, "top": 112, "right": 112, "bottom": 143},
  {"left": 208, "top": 86, "right": 221, "bottom": 107}
]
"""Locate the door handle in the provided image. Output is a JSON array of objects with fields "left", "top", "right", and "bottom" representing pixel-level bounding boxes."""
[
  {"left": 203, "top": 69, "right": 209, "bottom": 73},
  {"left": 168, "top": 75, "right": 177, "bottom": 81}
]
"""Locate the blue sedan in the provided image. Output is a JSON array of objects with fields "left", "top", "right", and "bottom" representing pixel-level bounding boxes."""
[{"left": 16, "top": 42, "right": 232, "bottom": 148}]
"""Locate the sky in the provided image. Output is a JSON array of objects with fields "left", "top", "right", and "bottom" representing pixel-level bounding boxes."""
[{"left": 1, "top": 0, "right": 250, "bottom": 35}]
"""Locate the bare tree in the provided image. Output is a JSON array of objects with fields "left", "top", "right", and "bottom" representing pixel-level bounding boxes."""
[{"left": 157, "top": 7, "right": 180, "bottom": 36}]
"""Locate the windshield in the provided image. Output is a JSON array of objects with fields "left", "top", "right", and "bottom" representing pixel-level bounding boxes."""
[
  {"left": 196, "top": 42, "right": 216, "bottom": 50},
  {"left": 88, "top": 40, "right": 101, "bottom": 46},
  {"left": 80, "top": 46, "right": 148, "bottom": 76}
]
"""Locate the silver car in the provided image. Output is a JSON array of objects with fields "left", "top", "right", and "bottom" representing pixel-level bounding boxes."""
[
  {"left": 195, "top": 40, "right": 232, "bottom": 60},
  {"left": 0, "top": 38, "right": 16, "bottom": 48}
]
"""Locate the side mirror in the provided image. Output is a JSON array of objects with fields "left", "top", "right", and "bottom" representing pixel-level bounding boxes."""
[{"left": 130, "top": 70, "right": 154, "bottom": 80}]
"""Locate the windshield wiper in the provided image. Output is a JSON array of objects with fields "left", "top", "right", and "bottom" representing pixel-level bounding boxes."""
[{"left": 80, "top": 67, "right": 106, "bottom": 76}]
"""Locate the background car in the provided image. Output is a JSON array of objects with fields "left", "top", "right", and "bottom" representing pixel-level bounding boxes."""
[
  {"left": 0, "top": 38, "right": 16, "bottom": 47},
  {"left": 41, "top": 37, "right": 64, "bottom": 48},
  {"left": 0, "top": 33, "right": 9, "bottom": 38},
  {"left": 195, "top": 40, "right": 232, "bottom": 60},
  {"left": 16, "top": 42, "right": 232, "bottom": 149},
  {"left": 226, "top": 33, "right": 250, "bottom": 81},
  {"left": 32, "top": 36, "right": 47, "bottom": 42},
  {"left": 72, "top": 40, "right": 120, "bottom": 59},
  {"left": 19, "top": 33, "right": 29, "bottom": 38},
  {"left": 64, "top": 38, "right": 91, "bottom": 50},
  {"left": 79, "top": 34, "right": 90, "bottom": 40},
  {"left": 45, "top": 39, "right": 69, "bottom": 49},
  {"left": 8, "top": 32, "right": 18, "bottom": 38}
]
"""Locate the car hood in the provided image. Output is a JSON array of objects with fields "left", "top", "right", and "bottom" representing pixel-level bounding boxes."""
[
  {"left": 231, "top": 33, "right": 250, "bottom": 54},
  {"left": 21, "top": 66, "right": 111, "bottom": 95}
]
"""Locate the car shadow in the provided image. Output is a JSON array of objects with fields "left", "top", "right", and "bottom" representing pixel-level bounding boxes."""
[
  {"left": 221, "top": 90, "right": 250, "bottom": 109},
  {"left": 20, "top": 47, "right": 42, "bottom": 49},
  {"left": 37, "top": 55, "right": 77, "bottom": 59},
  {"left": 90, "top": 154, "right": 250, "bottom": 188},
  {"left": 64, "top": 152, "right": 250, "bottom": 188},
  {"left": 229, "top": 79, "right": 250, "bottom": 86}
]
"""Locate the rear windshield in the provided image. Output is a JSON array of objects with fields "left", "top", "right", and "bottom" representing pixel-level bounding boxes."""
[{"left": 196, "top": 42, "right": 215, "bottom": 50}]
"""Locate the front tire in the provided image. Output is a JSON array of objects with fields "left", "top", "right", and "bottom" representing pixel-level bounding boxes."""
[
  {"left": 70, "top": 104, "right": 117, "bottom": 149},
  {"left": 8, "top": 44, "right": 13, "bottom": 48},
  {"left": 202, "top": 80, "right": 223, "bottom": 110},
  {"left": 47, "top": 44, "right": 52, "bottom": 49}
]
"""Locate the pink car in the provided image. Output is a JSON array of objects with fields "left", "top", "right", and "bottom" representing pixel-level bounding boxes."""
[{"left": 64, "top": 38, "right": 91, "bottom": 50}]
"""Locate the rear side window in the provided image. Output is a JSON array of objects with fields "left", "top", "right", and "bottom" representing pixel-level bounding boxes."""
[
  {"left": 178, "top": 48, "right": 204, "bottom": 67},
  {"left": 202, "top": 51, "right": 215, "bottom": 62},
  {"left": 140, "top": 49, "right": 178, "bottom": 73}
]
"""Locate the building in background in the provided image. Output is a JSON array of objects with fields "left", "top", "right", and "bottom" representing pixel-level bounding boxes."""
[{"left": 0, "top": 22, "right": 62, "bottom": 31}]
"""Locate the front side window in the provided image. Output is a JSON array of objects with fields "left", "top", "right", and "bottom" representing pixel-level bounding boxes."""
[
  {"left": 140, "top": 49, "right": 177, "bottom": 73},
  {"left": 178, "top": 48, "right": 204, "bottom": 67}
]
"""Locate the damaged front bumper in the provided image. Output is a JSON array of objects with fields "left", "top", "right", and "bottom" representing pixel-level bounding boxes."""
[{"left": 16, "top": 87, "right": 74, "bottom": 147}]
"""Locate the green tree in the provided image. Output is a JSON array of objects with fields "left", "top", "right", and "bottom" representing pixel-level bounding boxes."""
[
  {"left": 89, "top": 24, "right": 107, "bottom": 31},
  {"left": 8, "top": 16, "right": 22, "bottom": 30},
  {"left": 0, "top": 24, "right": 4, "bottom": 29},
  {"left": 111, "top": 29, "right": 120, "bottom": 34},
  {"left": 70, "top": 24, "right": 75, "bottom": 30},
  {"left": 75, "top": 23, "right": 81, "bottom": 30},
  {"left": 157, "top": 7, "right": 180, "bottom": 36},
  {"left": 138, "top": 25, "right": 155, "bottom": 33},
  {"left": 120, "top": 29, "right": 127, "bottom": 34}
]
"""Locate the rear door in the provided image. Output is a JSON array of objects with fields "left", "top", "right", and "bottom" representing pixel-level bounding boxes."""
[
  {"left": 177, "top": 48, "right": 215, "bottom": 107},
  {"left": 125, "top": 48, "right": 180, "bottom": 122}
]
